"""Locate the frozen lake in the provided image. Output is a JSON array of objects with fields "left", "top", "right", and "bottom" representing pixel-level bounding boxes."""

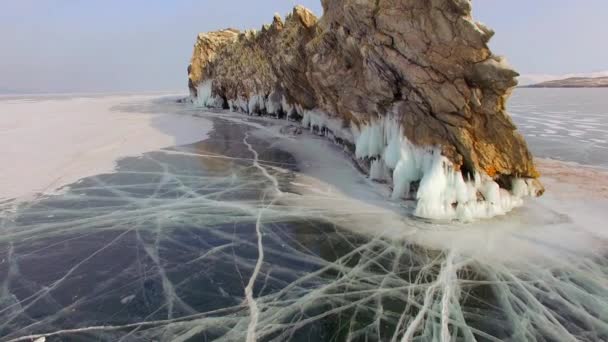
[
  {"left": 510, "top": 88, "right": 608, "bottom": 168},
  {"left": 0, "top": 92, "right": 607, "bottom": 341}
]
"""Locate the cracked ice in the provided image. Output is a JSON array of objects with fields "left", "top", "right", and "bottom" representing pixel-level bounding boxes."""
[{"left": 0, "top": 95, "right": 607, "bottom": 341}]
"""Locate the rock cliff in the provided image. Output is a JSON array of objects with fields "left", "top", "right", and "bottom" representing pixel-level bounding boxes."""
[{"left": 187, "top": 0, "right": 544, "bottom": 221}]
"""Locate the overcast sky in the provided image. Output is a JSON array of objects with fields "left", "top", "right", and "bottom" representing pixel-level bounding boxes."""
[{"left": 1, "top": 0, "right": 606, "bottom": 93}]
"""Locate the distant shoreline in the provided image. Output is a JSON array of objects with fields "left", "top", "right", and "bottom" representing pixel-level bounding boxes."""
[
  {"left": 519, "top": 85, "right": 608, "bottom": 88},
  {"left": 0, "top": 90, "right": 187, "bottom": 98},
  {"left": 520, "top": 76, "right": 608, "bottom": 88}
]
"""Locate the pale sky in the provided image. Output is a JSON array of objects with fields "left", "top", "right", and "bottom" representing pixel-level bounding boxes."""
[{"left": 1, "top": 0, "right": 606, "bottom": 93}]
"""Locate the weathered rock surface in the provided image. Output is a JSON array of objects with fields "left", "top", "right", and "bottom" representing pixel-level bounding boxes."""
[
  {"left": 187, "top": 0, "right": 544, "bottom": 220},
  {"left": 188, "top": 29, "right": 240, "bottom": 98}
]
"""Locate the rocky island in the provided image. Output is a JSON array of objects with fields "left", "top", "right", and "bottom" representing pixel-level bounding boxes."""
[{"left": 187, "top": 0, "right": 544, "bottom": 221}]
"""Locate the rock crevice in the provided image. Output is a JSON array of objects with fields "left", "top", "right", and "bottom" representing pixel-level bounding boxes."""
[{"left": 187, "top": 0, "right": 544, "bottom": 220}]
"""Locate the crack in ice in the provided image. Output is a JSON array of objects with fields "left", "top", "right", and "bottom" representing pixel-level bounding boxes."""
[{"left": 242, "top": 133, "right": 284, "bottom": 342}]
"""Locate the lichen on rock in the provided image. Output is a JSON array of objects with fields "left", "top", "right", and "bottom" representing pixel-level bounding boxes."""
[{"left": 187, "top": 0, "right": 544, "bottom": 221}]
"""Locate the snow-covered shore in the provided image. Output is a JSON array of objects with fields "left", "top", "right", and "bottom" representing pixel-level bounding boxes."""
[{"left": 0, "top": 94, "right": 212, "bottom": 202}]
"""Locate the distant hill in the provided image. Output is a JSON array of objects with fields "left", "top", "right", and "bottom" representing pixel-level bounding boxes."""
[
  {"left": 522, "top": 76, "right": 608, "bottom": 88},
  {"left": 0, "top": 88, "right": 20, "bottom": 94},
  {"left": 0, "top": 87, "right": 42, "bottom": 94}
]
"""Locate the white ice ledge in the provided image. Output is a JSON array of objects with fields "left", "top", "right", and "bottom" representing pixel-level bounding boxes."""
[
  {"left": 192, "top": 82, "right": 541, "bottom": 222},
  {"left": 312, "top": 113, "right": 541, "bottom": 221}
]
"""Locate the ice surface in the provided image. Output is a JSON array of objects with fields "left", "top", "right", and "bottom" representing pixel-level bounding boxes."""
[
  {"left": 1, "top": 96, "right": 607, "bottom": 341},
  {"left": 0, "top": 94, "right": 213, "bottom": 203},
  {"left": 509, "top": 88, "right": 608, "bottom": 168}
]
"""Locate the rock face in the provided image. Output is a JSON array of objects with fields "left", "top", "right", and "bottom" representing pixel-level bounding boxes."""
[
  {"left": 188, "top": 29, "right": 240, "bottom": 98},
  {"left": 187, "top": 0, "right": 544, "bottom": 220}
]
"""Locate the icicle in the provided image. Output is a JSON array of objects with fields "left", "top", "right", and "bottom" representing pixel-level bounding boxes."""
[
  {"left": 265, "top": 91, "right": 282, "bottom": 116},
  {"left": 301, "top": 110, "right": 355, "bottom": 142},
  {"left": 414, "top": 154, "right": 454, "bottom": 219},
  {"left": 194, "top": 80, "right": 225, "bottom": 108},
  {"left": 370, "top": 159, "right": 390, "bottom": 181},
  {"left": 355, "top": 121, "right": 384, "bottom": 158},
  {"left": 352, "top": 113, "right": 537, "bottom": 221},
  {"left": 247, "top": 94, "right": 266, "bottom": 114},
  {"left": 281, "top": 96, "right": 293, "bottom": 119}
]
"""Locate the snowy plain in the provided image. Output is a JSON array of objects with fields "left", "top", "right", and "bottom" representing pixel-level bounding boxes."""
[
  {"left": 0, "top": 92, "right": 607, "bottom": 341},
  {"left": 0, "top": 93, "right": 213, "bottom": 203}
]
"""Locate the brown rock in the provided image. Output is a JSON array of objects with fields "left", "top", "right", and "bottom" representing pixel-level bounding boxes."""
[{"left": 188, "top": 29, "right": 240, "bottom": 98}]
